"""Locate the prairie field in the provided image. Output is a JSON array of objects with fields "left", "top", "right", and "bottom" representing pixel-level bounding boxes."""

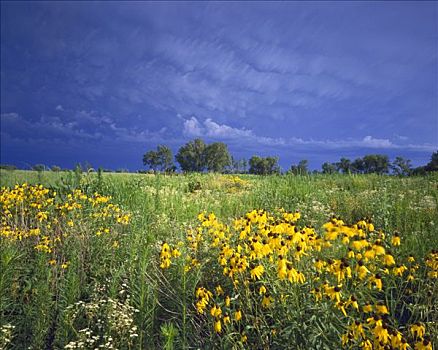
[{"left": 1, "top": 170, "right": 437, "bottom": 349}]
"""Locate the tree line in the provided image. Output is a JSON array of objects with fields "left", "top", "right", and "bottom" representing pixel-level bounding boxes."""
[
  {"left": 141, "top": 138, "right": 437, "bottom": 176},
  {"left": 1, "top": 139, "right": 436, "bottom": 176}
]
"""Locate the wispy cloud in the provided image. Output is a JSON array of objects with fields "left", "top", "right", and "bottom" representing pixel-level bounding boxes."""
[
  {"left": 1, "top": 111, "right": 168, "bottom": 144},
  {"left": 181, "top": 116, "right": 437, "bottom": 152},
  {"left": 1, "top": 2, "right": 436, "bottom": 169}
]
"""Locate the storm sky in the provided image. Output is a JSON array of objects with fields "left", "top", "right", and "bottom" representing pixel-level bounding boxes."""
[{"left": 1, "top": 1, "right": 437, "bottom": 170}]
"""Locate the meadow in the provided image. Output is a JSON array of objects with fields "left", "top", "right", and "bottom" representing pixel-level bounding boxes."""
[{"left": 1, "top": 169, "right": 437, "bottom": 349}]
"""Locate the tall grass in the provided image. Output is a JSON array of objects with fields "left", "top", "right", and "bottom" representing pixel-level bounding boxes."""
[{"left": 1, "top": 170, "right": 437, "bottom": 348}]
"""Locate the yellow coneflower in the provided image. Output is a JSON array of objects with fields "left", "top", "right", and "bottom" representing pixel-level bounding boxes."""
[
  {"left": 415, "top": 339, "right": 432, "bottom": 350},
  {"left": 363, "top": 304, "right": 373, "bottom": 313},
  {"left": 262, "top": 295, "right": 273, "bottom": 308},
  {"left": 234, "top": 310, "right": 242, "bottom": 322},
  {"left": 391, "top": 233, "right": 401, "bottom": 246},
  {"left": 383, "top": 253, "right": 396, "bottom": 266},
  {"left": 214, "top": 320, "right": 222, "bottom": 333},
  {"left": 410, "top": 323, "right": 425, "bottom": 338},
  {"left": 375, "top": 302, "right": 389, "bottom": 315},
  {"left": 250, "top": 265, "right": 264, "bottom": 280}
]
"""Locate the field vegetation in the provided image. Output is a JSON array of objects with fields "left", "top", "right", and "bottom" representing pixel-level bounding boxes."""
[{"left": 1, "top": 169, "right": 437, "bottom": 349}]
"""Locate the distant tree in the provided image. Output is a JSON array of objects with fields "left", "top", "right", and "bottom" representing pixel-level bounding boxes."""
[
  {"left": 229, "top": 157, "right": 248, "bottom": 174},
  {"left": 0, "top": 164, "right": 17, "bottom": 170},
  {"left": 321, "top": 162, "right": 337, "bottom": 174},
  {"left": 176, "top": 138, "right": 206, "bottom": 172},
  {"left": 290, "top": 160, "right": 308, "bottom": 175},
  {"left": 32, "top": 164, "right": 46, "bottom": 172},
  {"left": 51, "top": 165, "right": 61, "bottom": 172},
  {"left": 425, "top": 151, "right": 438, "bottom": 172},
  {"left": 351, "top": 158, "right": 365, "bottom": 174},
  {"left": 336, "top": 157, "right": 352, "bottom": 174},
  {"left": 204, "top": 142, "right": 231, "bottom": 173},
  {"left": 362, "top": 154, "right": 389, "bottom": 174},
  {"left": 391, "top": 156, "right": 412, "bottom": 176},
  {"left": 249, "top": 156, "right": 280, "bottom": 175},
  {"left": 143, "top": 145, "right": 174, "bottom": 172}
]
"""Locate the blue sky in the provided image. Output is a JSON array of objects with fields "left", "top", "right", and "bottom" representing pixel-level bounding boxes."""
[{"left": 1, "top": 1, "right": 437, "bottom": 171}]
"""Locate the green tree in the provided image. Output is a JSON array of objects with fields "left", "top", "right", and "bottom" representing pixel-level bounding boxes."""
[
  {"left": 249, "top": 156, "right": 280, "bottom": 175},
  {"left": 0, "top": 164, "right": 17, "bottom": 170},
  {"left": 143, "top": 145, "right": 174, "bottom": 172},
  {"left": 351, "top": 158, "right": 365, "bottom": 174},
  {"left": 290, "top": 160, "right": 308, "bottom": 175},
  {"left": 336, "top": 157, "right": 352, "bottom": 174},
  {"left": 425, "top": 151, "right": 438, "bottom": 172},
  {"left": 51, "top": 165, "right": 61, "bottom": 172},
  {"left": 204, "top": 142, "right": 231, "bottom": 173},
  {"left": 32, "top": 164, "right": 46, "bottom": 172},
  {"left": 362, "top": 154, "right": 389, "bottom": 174},
  {"left": 391, "top": 156, "right": 412, "bottom": 176},
  {"left": 175, "top": 139, "right": 206, "bottom": 172},
  {"left": 321, "top": 162, "right": 337, "bottom": 174}
]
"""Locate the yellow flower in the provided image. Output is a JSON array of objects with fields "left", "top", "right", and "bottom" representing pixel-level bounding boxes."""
[
  {"left": 383, "top": 254, "right": 396, "bottom": 266},
  {"left": 210, "top": 305, "right": 222, "bottom": 318},
  {"left": 410, "top": 323, "right": 425, "bottom": 338},
  {"left": 262, "top": 295, "right": 273, "bottom": 308},
  {"left": 363, "top": 304, "right": 373, "bottom": 313},
  {"left": 375, "top": 303, "right": 389, "bottom": 315},
  {"left": 250, "top": 265, "right": 264, "bottom": 280},
  {"left": 391, "top": 234, "right": 401, "bottom": 246},
  {"left": 360, "top": 339, "right": 373, "bottom": 350},
  {"left": 214, "top": 320, "right": 222, "bottom": 333},
  {"left": 415, "top": 339, "right": 432, "bottom": 350},
  {"left": 234, "top": 310, "right": 242, "bottom": 322},
  {"left": 215, "top": 285, "right": 224, "bottom": 296},
  {"left": 259, "top": 285, "right": 267, "bottom": 295}
]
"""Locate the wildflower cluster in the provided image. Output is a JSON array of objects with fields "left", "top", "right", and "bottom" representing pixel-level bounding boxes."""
[
  {"left": 425, "top": 250, "right": 437, "bottom": 279},
  {"left": 159, "top": 242, "right": 181, "bottom": 269},
  {"left": 0, "top": 323, "right": 15, "bottom": 349},
  {"left": 159, "top": 209, "right": 436, "bottom": 348},
  {"left": 64, "top": 293, "right": 139, "bottom": 349},
  {"left": 1, "top": 184, "right": 131, "bottom": 267}
]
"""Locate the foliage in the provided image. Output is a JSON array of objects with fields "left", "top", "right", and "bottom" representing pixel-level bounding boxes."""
[
  {"left": 322, "top": 162, "right": 337, "bottom": 174},
  {"left": 290, "top": 160, "right": 309, "bottom": 175},
  {"left": 143, "top": 145, "right": 174, "bottom": 172},
  {"left": 391, "top": 157, "right": 412, "bottom": 176},
  {"left": 0, "top": 164, "right": 17, "bottom": 171},
  {"left": 361, "top": 154, "right": 390, "bottom": 174},
  {"left": 322, "top": 162, "right": 338, "bottom": 174},
  {"left": 204, "top": 142, "right": 231, "bottom": 173},
  {"left": 425, "top": 151, "right": 438, "bottom": 172},
  {"left": 32, "top": 164, "right": 46, "bottom": 172},
  {"left": 51, "top": 165, "right": 62, "bottom": 172},
  {"left": 249, "top": 156, "right": 280, "bottom": 175},
  {"left": 336, "top": 157, "right": 352, "bottom": 174},
  {"left": 175, "top": 138, "right": 207, "bottom": 172}
]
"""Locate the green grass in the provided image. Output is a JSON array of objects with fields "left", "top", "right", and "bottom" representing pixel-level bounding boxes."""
[{"left": 1, "top": 170, "right": 437, "bottom": 349}]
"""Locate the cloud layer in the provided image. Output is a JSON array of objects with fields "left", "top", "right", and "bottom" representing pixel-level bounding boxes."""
[{"left": 1, "top": 2, "right": 437, "bottom": 169}]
